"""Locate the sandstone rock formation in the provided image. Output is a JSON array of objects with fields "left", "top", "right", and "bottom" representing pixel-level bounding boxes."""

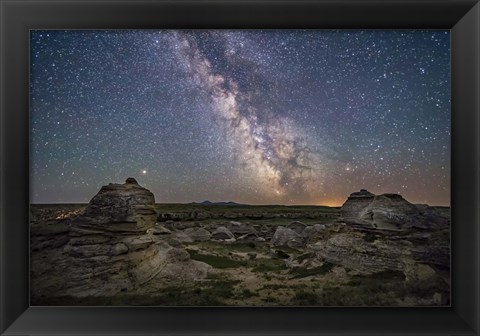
[
  {"left": 228, "top": 221, "right": 258, "bottom": 237},
  {"left": 309, "top": 233, "right": 407, "bottom": 274},
  {"left": 70, "top": 177, "right": 157, "bottom": 235},
  {"left": 31, "top": 185, "right": 450, "bottom": 306},
  {"left": 271, "top": 226, "right": 305, "bottom": 248},
  {"left": 147, "top": 224, "right": 172, "bottom": 235},
  {"left": 340, "top": 189, "right": 375, "bottom": 219},
  {"left": 35, "top": 178, "right": 210, "bottom": 298},
  {"left": 183, "top": 227, "right": 211, "bottom": 241},
  {"left": 287, "top": 221, "right": 307, "bottom": 234},
  {"left": 211, "top": 226, "right": 235, "bottom": 240},
  {"left": 340, "top": 189, "right": 448, "bottom": 230}
]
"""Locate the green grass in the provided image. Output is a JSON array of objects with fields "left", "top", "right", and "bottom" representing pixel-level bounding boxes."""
[
  {"left": 186, "top": 249, "right": 246, "bottom": 268},
  {"left": 32, "top": 278, "right": 242, "bottom": 306},
  {"left": 274, "top": 246, "right": 301, "bottom": 254},
  {"left": 231, "top": 242, "right": 257, "bottom": 251},
  {"left": 261, "top": 284, "right": 290, "bottom": 291},
  {"left": 274, "top": 250, "right": 291, "bottom": 259},
  {"left": 292, "top": 290, "right": 319, "bottom": 305},
  {"left": 251, "top": 258, "right": 288, "bottom": 272},
  {"left": 289, "top": 262, "right": 335, "bottom": 279},
  {"left": 235, "top": 288, "right": 256, "bottom": 299},
  {"left": 365, "top": 270, "right": 406, "bottom": 281}
]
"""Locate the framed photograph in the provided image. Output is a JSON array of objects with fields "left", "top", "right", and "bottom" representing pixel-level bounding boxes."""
[{"left": 1, "top": 0, "right": 479, "bottom": 335}]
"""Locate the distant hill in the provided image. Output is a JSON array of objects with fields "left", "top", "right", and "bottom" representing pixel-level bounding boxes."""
[{"left": 193, "top": 200, "right": 247, "bottom": 206}]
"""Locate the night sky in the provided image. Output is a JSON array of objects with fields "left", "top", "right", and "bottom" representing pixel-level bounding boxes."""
[{"left": 30, "top": 30, "right": 450, "bottom": 206}]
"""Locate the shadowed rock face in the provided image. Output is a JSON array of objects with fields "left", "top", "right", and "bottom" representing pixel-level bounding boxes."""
[
  {"left": 340, "top": 189, "right": 375, "bottom": 219},
  {"left": 359, "top": 194, "right": 424, "bottom": 230}
]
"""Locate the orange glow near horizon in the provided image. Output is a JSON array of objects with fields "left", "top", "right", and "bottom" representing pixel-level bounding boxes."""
[{"left": 317, "top": 199, "right": 344, "bottom": 207}]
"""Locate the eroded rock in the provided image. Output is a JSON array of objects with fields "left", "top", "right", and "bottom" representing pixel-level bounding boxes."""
[
  {"left": 340, "top": 190, "right": 449, "bottom": 231},
  {"left": 183, "top": 227, "right": 211, "bottom": 241},
  {"left": 211, "top": 226, "right": 235, "bottom": 240},
  {"left": 33, "top": 178, "right": 210, "bottom": 299},
  {"left": 271, "top": 226, "right": 305, "bottom": 248}
]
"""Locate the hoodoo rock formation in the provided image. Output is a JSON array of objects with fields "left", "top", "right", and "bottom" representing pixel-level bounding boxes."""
[
  {"left": 340, "top": 189, "right": 448, "bottom": 230},
  {"left": 70, "top": 177, "right": 157, "bottom": 235},
  {"left": 340, "top": 189, "right": 376, "bottom": 218},
  {"left": 32, "top": 178, "right": 210, "bottom": 299}
]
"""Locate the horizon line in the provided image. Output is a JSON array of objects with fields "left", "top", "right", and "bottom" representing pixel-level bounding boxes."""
[{"left": 29, "top": 201, "right": 451, "bottom": 207}]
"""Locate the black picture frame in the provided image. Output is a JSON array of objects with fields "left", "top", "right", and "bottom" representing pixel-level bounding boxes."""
[{"left": 1, "top": 0, "right": 479, "bottom": 335}]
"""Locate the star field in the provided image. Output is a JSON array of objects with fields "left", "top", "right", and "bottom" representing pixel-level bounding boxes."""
[{"left": 30, "top": 30, "right": 450, "bottom": 206}]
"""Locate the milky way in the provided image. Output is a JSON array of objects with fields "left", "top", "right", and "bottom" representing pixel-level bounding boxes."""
[
  {"left": 30, "top": 30, "right": 450, "bottom": 205},
  {"left": 173, "top": 32, "right": 325, "bottom": 202}
]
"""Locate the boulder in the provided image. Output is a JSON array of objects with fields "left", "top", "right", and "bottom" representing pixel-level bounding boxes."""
[
  {"left": 310, "top": 233, "right": 408, "bottom": 275},
  {"left": 313, "top": 224, "right": 326, "bottom": 231},
  {"left": 211, "top": 226, "right": 235, "bottom": 240},
  {"left": 236, "top": 232, "right": 258, "bottom": 243},
  {"left": 285, "top": 251, "right": 324, "bottom": 269},
  {"left": 171, "top": 231, "right": 194, "bottom": 243},
  {"left": 271, "top": 226, "right": 305, "bottom": 248},
  {"left": 287, "top": 221, "right": 307, "bottom": 234},
  {"left": 147, "top": 224, "right": 172, "bottom": 235},
  {"left": 183, "top": 227, "right": 211, "bottom": 241},
  {"left": 227, "top": 221, "right": 257, "bottom": 236}
]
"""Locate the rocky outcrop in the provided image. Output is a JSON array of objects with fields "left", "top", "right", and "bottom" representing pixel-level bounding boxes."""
[
  {"left": 147, "top": 224, "right": 172, "bottom": 235},
  {"left": 309, "top": 233, "right": 408, "bottom": 275},
  {"left": 70, "top": 177, "right": 157, "bottom": 235},
  {"left": 157, "top": 210, "right": 340, "bottom": 222},
  {"left": 271, "top": 226, "right": 305, "bottom": 248},
  {"left": 183, "top": 227, "right": 211, "bottom": 241},
  {"left": 301, "top": 224, "right": 327, "bottom": 239},
  {"left": 227, "top": 221, "right": 257, "bottom": 236},
  {"left": 236, "top": 233, "right": 259, "bottom": 243},
  {"left": 340, "top": 190, "right": 448, "bottom": 230},
  {"left": 340, "top": 189, "right": 375, "bottom": 219},
  {"left": 287, "top": 221, "right": 307, "bottom": 234},
  {"left": 211, "top": 226, "right": 235, "bottom": 240},
  {"left": 40, "top": 178, "right": 210, "bottom": 298},
  {"left": 31, "top": 222, "right": 70, "bottom": 251}
]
